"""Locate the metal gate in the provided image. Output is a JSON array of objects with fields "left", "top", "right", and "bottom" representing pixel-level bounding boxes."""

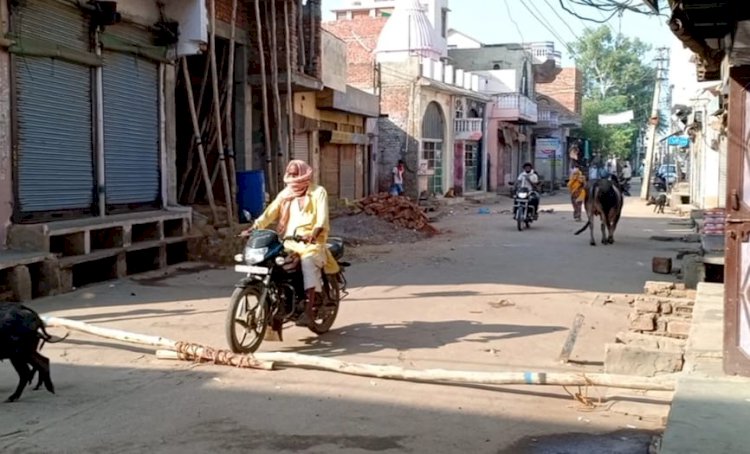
[
  {"left": 12, "top": 0, "right": 95, "bottom": 216},
  {"left": 102, "top": 25, "right": 160, "bottom": 208},
  {"left": 464, "top": 142, "right": 479, "bottom": 192},
  {"left": 293, "top": 133, "right": 310, "bottom": 163}
]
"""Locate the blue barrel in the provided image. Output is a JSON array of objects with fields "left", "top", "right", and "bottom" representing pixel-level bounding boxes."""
[{"left": 236, "top": 170, "right": 265, "bottom": 221}]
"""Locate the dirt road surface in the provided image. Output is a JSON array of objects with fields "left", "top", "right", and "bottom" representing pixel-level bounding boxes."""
[{"left": 0, "top": 191, "right": 688, "bottom": 453}]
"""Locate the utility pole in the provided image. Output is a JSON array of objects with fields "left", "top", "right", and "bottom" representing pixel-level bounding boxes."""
[{"left": 641, "top": 47, "right": 670, "bottom": 200}]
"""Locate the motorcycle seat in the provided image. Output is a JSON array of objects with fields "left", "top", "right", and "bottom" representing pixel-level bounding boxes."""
[{"left": 327, "top": 237, "right": 345, "bottom": 260}]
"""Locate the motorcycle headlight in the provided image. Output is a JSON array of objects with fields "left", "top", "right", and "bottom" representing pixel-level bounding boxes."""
[
  {"left": 244, "top": 247, "right": 268, "bottom": 265},
  {"left": 517, "top": 192, "right": 528, "bottom": 199}
]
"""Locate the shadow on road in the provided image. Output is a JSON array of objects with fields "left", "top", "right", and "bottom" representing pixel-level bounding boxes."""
[{"left": 279, "top": 320, "right": 566, "bottom": 357}]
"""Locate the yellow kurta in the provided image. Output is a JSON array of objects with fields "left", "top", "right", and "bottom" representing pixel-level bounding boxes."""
[
  {"left": 567, "top": 169, "right": 586, "bottom": 202},
  {"left": 253, "top": 184, "right": 340, "bottom": 274}
]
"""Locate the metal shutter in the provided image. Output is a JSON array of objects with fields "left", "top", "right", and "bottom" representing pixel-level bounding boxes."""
[
  {"left": 14, "top": 0, "right": 94, "bottom": 214},
  {"left": 102, "top": 49, "right": 160, "bottom": 206},
  {"left": 15, "top": 0, "right": 90, "bottom": 51},
  {"left": 340, "top": 145, "right": 356, "bottom": 200},
  {"left": 293, "top": 133, "right": 310, "bottom": 162}
]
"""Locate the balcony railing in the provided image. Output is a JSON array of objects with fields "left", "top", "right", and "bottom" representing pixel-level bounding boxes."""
[
  {"left": 491, "top": 93, "right": 538, "bottom": 123},
  {"left": 455, "top": 118, "right": 483, "bottom": 133},
  {"left": 536, "top": 109, "right": 559, "bottom": 128}
]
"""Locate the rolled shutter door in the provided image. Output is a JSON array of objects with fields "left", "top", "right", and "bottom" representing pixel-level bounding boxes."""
[
  {"left": 102, "top": 50, "right": 160, "bottom": 206},
  {"left": 293, "top": 133, "right": 310, "bottom": 162},
  {"left": 14, "top": 0, "right": 94, "bottom": 214}
]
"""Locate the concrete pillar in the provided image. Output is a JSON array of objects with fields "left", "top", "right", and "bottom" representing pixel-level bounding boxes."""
[
  {"left": 0, "top": 0, "right": 12, "bottom": 248},
  {"left": 163, "top": 64, "right": 178, "bottom": 206}
]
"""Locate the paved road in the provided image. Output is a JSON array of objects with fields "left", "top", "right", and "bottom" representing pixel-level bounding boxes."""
[{"left": 0, "top": 191, "right": 686, "bottom": 453}]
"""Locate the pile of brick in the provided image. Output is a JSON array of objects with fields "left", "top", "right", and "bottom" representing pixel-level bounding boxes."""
[
  {"left": 355, "top": 194, "right": 439, "bottom": 234},
  {"left": 702, "top": 208, "right": 726, "bottom": 236},
  {"left": 627, "top": 282, "right": 695, "bottom": 339},
  {"left": 604, "top": 281, "right": 695, "bottom": 377}
]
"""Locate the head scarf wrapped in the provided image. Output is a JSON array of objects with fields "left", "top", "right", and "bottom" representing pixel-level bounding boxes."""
[{"left": 276, "top": 160, "right": 313, "bottom": 235}]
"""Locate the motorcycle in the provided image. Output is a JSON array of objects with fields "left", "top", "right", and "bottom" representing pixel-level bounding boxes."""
[
  {"left": 512, "top": 186, "right": 537, "bottom": 231},
  {"left": 226, "top": 228, "right": 349, "bottom": 353},
  {"left": 620, "top": 177, "right": 632, "bottom": 196}
]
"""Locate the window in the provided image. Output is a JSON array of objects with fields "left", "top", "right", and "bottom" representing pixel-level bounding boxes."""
[{"left": 422, "top": 140, "right": 443, "bottom": 195}]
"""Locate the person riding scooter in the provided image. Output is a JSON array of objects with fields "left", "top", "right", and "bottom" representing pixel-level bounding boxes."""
[{"left": 516, "top": 162, "right": 540, "bottom": 220}]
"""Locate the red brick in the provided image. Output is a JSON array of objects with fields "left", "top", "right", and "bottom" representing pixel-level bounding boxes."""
[
  {"left": 537, "top": 68, "right": 583, "bottom": 115},
  {"left": 323, "top": 17, "right": 387, "bottom": 89},
  {"left": 667, "top": 320, "right": 692, "bottom": 337},
  {"left": 629, "top": 313, "right": 656, "bottom": 332}
]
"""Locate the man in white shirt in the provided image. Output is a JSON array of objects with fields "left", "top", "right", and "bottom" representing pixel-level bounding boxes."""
[
  {"left": 621, "top": 162, "right": 632, "bottom": 180},
  {"left": 516, "top": 162, "right": 540, "bottom": 219}
]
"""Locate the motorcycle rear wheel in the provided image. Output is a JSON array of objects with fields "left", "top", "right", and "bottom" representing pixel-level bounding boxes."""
[
  {"left": 225, "top": 285, "right": 269, "bottom": 354},
  {"left": 308, "top": 276, "right": 341, "bottom": 335}
]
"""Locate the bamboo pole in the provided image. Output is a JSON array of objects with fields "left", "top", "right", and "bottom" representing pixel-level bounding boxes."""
[
  {"left": 41, "top": 314, "right": 676, "bottom": 393},
  {"left": 284, "top": 0, "right": 294, "bottom": 161},
  {"left": 41, "top": 316, "right": 274, "bottom": 370},
  {"left": 156, "top": 349, "right": 676, "bottom": 391},
  {"left": 178, "top": 55, "right": 212, "bottom": 201},
  {"left": 183, "top": 48, "right": 226, "bottom": 203},
  {"left": 180, "top": 58, "right": 219, "bottom": 224},
  {"left": 267, "top": 0, "right": 286, "bottom": 188},
  {"left": 209, "top": 0, "right": 234, "bottom": 225},
  {"left": 297, "top": 0, "right": 306, "bottom": 72},
  {"left": 224, "top": 0, "right": 239, "bottom": 218},
  {"left": 254, "top": 0, "right": 275, "bottom": 195}
]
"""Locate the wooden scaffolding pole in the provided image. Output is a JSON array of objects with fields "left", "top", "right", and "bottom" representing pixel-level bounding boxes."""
[
  {"left": 180, "top": 58, "right": 218, "bottom": 224},
  {"left": 254, "top": 0, "right": 275, "bottom": 195},
  {"left": 284, "top": 0, "right": 294, "bottom": 161},
  {"left": 224, "top": 0, "right": 239, "bottom": 217},
  {"left": 209, "top": 0, "right": 234, "bottom": 224},
  {"left": 267, "top": 0, "right": 286, "bottom": 187}
]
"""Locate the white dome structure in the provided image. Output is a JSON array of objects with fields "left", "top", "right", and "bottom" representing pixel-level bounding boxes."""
[{"left": 375, "top": 0, "right": 442, "bottom": 63}]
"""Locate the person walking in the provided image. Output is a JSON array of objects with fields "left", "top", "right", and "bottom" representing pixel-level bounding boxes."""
[{"left": 567, "top": 165, "right": 587, "bottom": 222}]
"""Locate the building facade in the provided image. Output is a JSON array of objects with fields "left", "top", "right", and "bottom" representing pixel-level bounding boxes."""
[{"left": 326, "top": 0, "right": 490, "bottom": 198}]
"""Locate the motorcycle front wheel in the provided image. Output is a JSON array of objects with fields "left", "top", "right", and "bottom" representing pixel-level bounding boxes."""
[
  {"left": 516, "top": 208, "right": 525, "bottom": 231},
  {"left": 225, "top": 284, "right": 269, "bottom": 354}
]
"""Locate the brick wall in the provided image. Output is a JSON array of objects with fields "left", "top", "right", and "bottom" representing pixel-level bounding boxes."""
[
  {"left": 323, "top": 17, "right": 387, "bottom": 90},
  {"left": 247, "top": 0, "right": 321, "bottom": 79},
  {"left": 214, "top": 0, "right": 249, "bottom": 29},
  {"left": 537, "top": 67, "right": 583, "bottom": 115}
]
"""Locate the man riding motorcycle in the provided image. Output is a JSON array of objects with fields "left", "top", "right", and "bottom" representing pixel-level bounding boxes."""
[
  {"left": 516, "top": 162, "right": 540, "bottom": 220},
  {"left": 242, "top": 159, "right": 339, "bottom": 327}
]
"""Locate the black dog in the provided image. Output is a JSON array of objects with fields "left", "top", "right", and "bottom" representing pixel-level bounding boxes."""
[
  {"left": 0, "top": 304, "right": 67, "bottom": 402},
  {"left": 647, "top": 193, "right": 667, "bottom": 214}
]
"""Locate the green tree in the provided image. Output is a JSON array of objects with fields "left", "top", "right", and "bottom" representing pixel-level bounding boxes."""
[{"left": 570, "top": 26, "right": 656, "bottom": 159}]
